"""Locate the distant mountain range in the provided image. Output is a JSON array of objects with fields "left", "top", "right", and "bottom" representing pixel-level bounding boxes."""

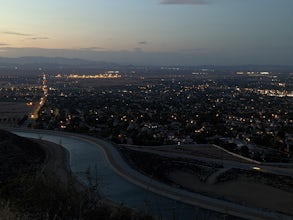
[
  {"left": 0, "top": 56, "right": 118, "bottom": 67},
  {"left": 0, "top": 56, "right": 292, "bottom": 72}
]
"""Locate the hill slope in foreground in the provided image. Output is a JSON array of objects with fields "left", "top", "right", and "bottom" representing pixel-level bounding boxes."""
[
  {"left": 0, "top": 129, "right": 152, "bottom": 220},
  {"left": 0, "top": 129, "right": 45, "bottom": 181}
]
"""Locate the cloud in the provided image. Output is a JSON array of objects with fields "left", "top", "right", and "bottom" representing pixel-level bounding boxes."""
[
  {"left": 160, "top": 0, "right": 208, "bottom": 4},
  {"left": 29, "top": 37, "right": 49, "bottom": 40},
  {"left": 180, "top": 48, "right": 208, "bottom": 52},
  {"left": 0, "top": 43, "right": 9, "bottom": 46},
  {"left": 80, "top": 46, "right": 107, "bottom": 51},
  {"left": 138, "top": 41, "right": 147, "bottom": 45},
  {"left": 3, "top": 31, "right": 33, "bottom": 36},
  {"left": 4, "top": 31, "right": 49, "bottom": 40},
  {"left": 133, "top": 47, "right": 143, "bottom": 52}
]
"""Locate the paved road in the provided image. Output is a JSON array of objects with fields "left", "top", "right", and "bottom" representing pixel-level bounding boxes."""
[
  {"left": 124, "top": 145, "right": 293, "bottom": 178},
  {"left": 206, "top": 168, "right": 231, "bottom": 185}
]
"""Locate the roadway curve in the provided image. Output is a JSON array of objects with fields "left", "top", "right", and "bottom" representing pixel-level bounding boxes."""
[
  {"left": 123, "top": 145, "right": 293, "bottom": 178},
  {"left": 7, "top": 128, "right": 293, "bottom": 220}
]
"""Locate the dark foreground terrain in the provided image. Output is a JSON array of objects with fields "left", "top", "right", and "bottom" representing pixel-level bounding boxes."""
[
  {"left": 0, "top": 129, "right": 45, "bottom": 182},
  {"left": 0, "top": 129, "right": 153, "bottom": 220}
]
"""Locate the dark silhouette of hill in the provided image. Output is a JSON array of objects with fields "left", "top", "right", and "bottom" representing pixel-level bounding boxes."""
[
  {"left": 0, "top": 56, "right": 124, "bottom": 75},
  {"left": 1, "top": 56, "right": 292, "bottom": 72},
  {"left": 0, "top": 129, "right": 45, "bottom": 182},
  {"left": 0, "top": 130, "right": 154, "bottom": 219},
  {"left": 0, "top": 56, "right": 118, "bottom": 68}
]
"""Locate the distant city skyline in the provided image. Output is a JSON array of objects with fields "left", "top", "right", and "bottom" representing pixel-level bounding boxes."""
[{"left": 1, "top": 0, "right": 293, "bottom": 65}]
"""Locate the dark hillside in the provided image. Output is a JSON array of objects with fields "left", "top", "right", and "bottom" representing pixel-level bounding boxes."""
[
  {"left": 0, "top": 130, "right": 154, "bottom": 219},
  {"left": 0, "top": 129, "right": 45, "bottom": 182}
]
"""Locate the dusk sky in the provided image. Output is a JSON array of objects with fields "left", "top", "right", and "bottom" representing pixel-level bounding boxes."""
[{"left": 1, "top": 0, "right": 293, "bottom": 65}]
